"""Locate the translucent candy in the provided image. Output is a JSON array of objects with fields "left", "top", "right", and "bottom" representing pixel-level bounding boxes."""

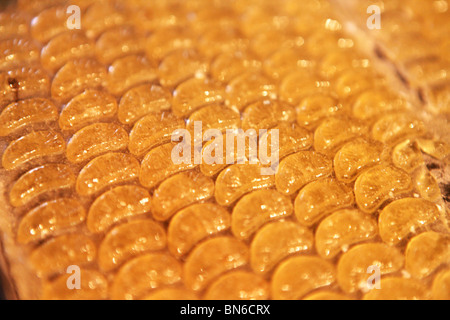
[
  {"left": 82, "top": 1, "right": 129, "bottom": 39},
  {"left": 128, "top": 112, "right": 185, "bottom": 156},
  {"left": 145, "top": 26, "right": 194, "bottom": 62},
  {"left": 204, "top": 271, "right": 269, "bottom": 300},
  {"left": 275, "top": 151, "right": 332, "bottom": 195},
  {"left": 172, "top": 78, "right": 225, "bottom": 117},
  {"left": 320, "top": 51, "right": 369, "bottom": 79},
  {"left": 210, "top": 51, "right": 261, "bottom": 83},
  {"left": 392, "top": 139, "right": 424, "bottom": 172},
  {"left": 354, "top": 165, "right": 412, "bottom": 213},
  {"left": 279, "top": 71, "right": 331, "bottom": 105},
  {"left": 295, "top": 178, "right": 354, "bottom": 226},
  {"left": 41, "top": 31, "right": 95, "bottom": 72},
  {"left": 271, "top": 256, "right": 336, "bottom": 300},
  {"left": 59, "top": 90, "right": 117, "bottom": 131},
  {"left": 416, "top": 138, "right": 450, "bottom": 160},
  {"left": 42, "top": 269, "right": 108, "bottom": 300},
  {"left": 353, "top": 89, "right": 410, "bottom": 121},
  {"left": 372, "top": 113, "right": 426, "bottom": 145},
  {"left": 111, "top": 253, "right": 182, "bottom": 300},
  {"left": 333, "top": 138, "right": 383, "bottom": 182},
  {"left": 98, "top": 219, "right": 166, "bottom": 271},
  {"left": 225, "top": 72, "right": 277, "bottom": 111},
  {"left": 296, "top": 94, "right": 343, "bottom": 128},
  {"left": 0, "top": 12, "right": 29, "bottom": 39},
  {"left": 432, "top": 269, "right": 450, "bottom": 300},
  {"left": 264, "top": 47, "right": 314, "bottom": 80},
  {"left": 197, "top": 26, "right": 248, "bottom": 60},
  {"left": 405, "top": 231, "right": 450, "bottom": 279},
  {"left": 17, "top": 198, "right": 86, "bottom": 244},
  {"left": 215, "top": 163, "right": 275, "bottom": 206},
  {"left": 0, "top": 37, "right": 41, "bottom": 71},
  {"left": 242, "top": 100, "right": 295, "bottom": 131},
  {"left": 316, "top": 209, "right": 378, "bottom": 259},
  {"left": 143, "top": 288, "right": 198, "bottom": 300},
  {"left": 66, "top": 123, "right": 128, "bottom": 164},
  {"left": 414, "top": 167, "right": 442, "bottom": 202},
  {"left": 314, "top": 117, "right": 367, "bottom": 156},
  {"left": 87, "top": 185, "right": 151, "bottom": 233},
  {"left": 168, "top": 203, "right": 230, "bottom": 257},
  {"left": 152, "top": 171, "right": 215, "bottom": 221},
  {"left": 183, "top": 237, "right": 249, "bottom": 291},
  {"left": 378, "top": 198, "right": 439, "bottom": 245},
  {"left": 95, "top": 26, "right": 146, "bottom": 65},
  {"left": 335, "top": 69, "right": 380, "bottom": 100},
  {"left": 0, "top": 98, "right": 58, "bottom": 136},
  {"left": 303, "top": 291, "right": 351, "bottom": 300},
  {"left": 10, "top": 164, "right": 76, "bottom": 207},
  {"left": 76, "top": 152, "right": 140, "bottom": 196},
  {"left": 30, "top": 234, "right": 96, "bottom": 278},
  {"left": 250, "top": 221, "right": 313, "bottom": 274},
  {"left": 30, "top": 6, "right": 68, "bottom": 43},
  {"left": 337, "top": 243, "right": 404, "bottom": 293},
  {"left": 118, "top": 84, "right": 171, "bottom": 125},
  {"left": 51, "top": 59, "right": 107, "bottom": 103},
  {"left": 106, "top": 55, "right": 157, "bottom": 96},
  {"left": 232, "top": 189, "right": 293, "bottom": 240},
  {"left": 186, "top": 104, "right": 241, "bottom": 134},
  {"left": 363, "top": 277, "right": 429, "bottom": 300}
]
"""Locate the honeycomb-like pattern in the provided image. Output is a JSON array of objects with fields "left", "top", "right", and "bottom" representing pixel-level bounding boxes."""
[{"left": 0, "top": 0, "right": 449, "bottom": 300}]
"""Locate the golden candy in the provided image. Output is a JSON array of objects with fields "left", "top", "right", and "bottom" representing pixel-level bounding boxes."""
[
  {"left": 316, "top": 209, "right": 378, "bottom": 259},
  {"left": 405, "top": 231, "right": 450, "bottom": 279},
  {"left": 87, "top": 185, "right": 151, "bottom": 233},
  {"left": 183, "top": 237, "right": 249, "bottom": 291},
  {"left": 337, "top": 243, "right": 404, "bottom": 293},
  {"left": 66, "top": 123, "right": 128, "bottom": 164},
  {"left": 98, "top": 219, "right": 166, "bottom": 271},
  {"left": 0, "top": 98, "right": 58, "bottom": 136},
  {"left": 416, "top": 138, "right": 450, "bottom": 160},
  {"left": 10, "top": 164, "right": 76, "bottom": 207},
  {"left": 242, "top": 100, "right": 295, "bottom": 131},
  {"left": 30, "top": 234, "right": 96, "bottom": 278},
  {"left": 17, "top": 198, "right": 86, "bottom": 244},
  {"left": 333, "top": 138, "right": 383, "bottom": 182},
  {"left": 279, "top": 71, "right": 330, "bottom": 105},
  {"left": 232, "top": 189, "right": 293, "bottom": 240},
  {"left": 145, "top": 26, "right": 194, "bottom": 62},
  {"left": 250, "top": 221, "right": 313, "bottom": 274},
  {"left": 111, "top": 253, "right": 182, "bottom": 300},
  {"left": 82, "top": 1, "right": 129, "bottom": 39},
  {"left": 372, "top": 113, "right": 426, "bottom": 145},
  {"left": 432, "top": 269, "right": 450, "bottom": 300},
  {"left": 379, "top": 198, "right": 440, "bottom": 245},
  {"left": 354, "top": 164, "right": 412, "bottom": 213},
  {"left": 204, "top": 271, "right": 269, "bottom": 300},
  {"left": 353, "top": 89, "right": 410, "bottom": 121},
  {"left": 59, "top": 90, "right": 117, "bottom": 131},
  {"left": 0, "top": 12, "right": 29, "bottom": 39},
  {"left": 414, "top": 166, "right": 442, "bottom": 202},
  {"left": 264, "top": 47, "right": 314, "bottom": 80},
  {"left": 76, "top": 152, "right": 140, "bottom": 196},
  {"left": 118, "top": 84, "right": 172, "bottom": 125},
  {"left": 168, "top": 203, "right": 230, "bottom": 257},
  {"left": 210, "top": 51, "right": 261, "bottom": 84},
  {"left": 363, "top": 277, "right": 429, "bottom": 300},
  {"left": 271, "top": 256, "right": 336, "bottom": 300},
  {"left": 295, "top": 178, "right": 354, "bottom": 226},
  {"left": 186, "top": 104, "right": 241, "bottom": 134},
  {"left": 0, "top": 37, "right": 41, "bottom": 71},
  {"left": 30, "top": 6, "right": 68, "bottom": 43},
  {"left": 392, "top": 139, "right": 424, "bottom": 172},
  {"left": 152, "top": 171, "right": 215, "bottom": 221},
  {"left": 275, "top": 151, "right": 332, "bottom": 195},
  {"left": 296, "top": 94, "right": 342, "bottom": 128}
]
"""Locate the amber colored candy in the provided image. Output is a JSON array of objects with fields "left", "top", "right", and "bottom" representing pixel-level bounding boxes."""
[
  {"left": 168, "top": 203, "right": 230, "bottom": 257},
  {"left": 0, "top": 37, "right": 41, "bottom": 71},
  {"left": 76, "top": 152, "right": 140, "bottom": 196},
  {"left": 128, "top": 112, "right": 185, "bottom": 156},
  {"left": 30, "top": 234, "right": 96, "bottom": 278},
  {"left": 210, "top": 51, "right": 261, "bottom": 84},
  {"left": 363, "top": 277, "right": 429, "bottom": 300},
  {"left": 250, "top": 221, "right": 313, "bottom": 274},
  {"left": 82, "top": 1, "right": 129, "bottom": 39},
  {"left": 0, "top": 98, "right": 58, "bottom": 136},
  {"left": 17, "top": 198, "right": 86, "bottom": 244},
  {"left": 354, "top": 164, "right": 412, "bottom": 213},
  {"left": 414, "top": 167, "right": 442, "bottom": 202},
  {"left": 297, "top": 94, "right": 343, "bottom": 128},
  {"left": 172, "top": 77, "right": 225, "bottom": 117},
  {"left": 10, "top": 164, "right": 75, "bottom": 207},
  {"left": 271, "top": 256, "right": 336, "bottom": 300},
  {"left": 29, "top": 6, "right": 68, "bottom": 43},
  {"left": 392, "top": 139, "right": 424, "bottom": 172},
  {"left": 295, "top": 178, "right": 354, "bottom": 226},
  {"left": 316, "top": 209, "right": 378, "bottom": 259},
  {"left": 118, "top": 84, "right": 171, "bottom": 125},
  {"left": 87, "top": 185, "right": 151, "bottom": 233},
  {"left": 232, "top": 189, "right": 293, "bottom": 240},
  {"left": 335, "top": 69, "right": 379, "bottom": 100},
  {"left": 42, "top": 269, "right": 108, "bottom": 300},
  {"left": 215, "top": 163, "right": 275, "bottom": 206},
  {"left": 353, "top": 89, "right": 410, "bottom": 121},
  {"left": 186, "top": 104, "right": 241, "bottom": 134},
  {"left": 264, "top": 47, "right": 314, "bottom": 80},
  {"left": 204, "top": 271, "right": 269, "bottom": 300},
  {"left": 59, "top": 90, "right": 117, "bottom": 131},
  {"left": 41, "top": 31, "right": 95, "bottom": 72},
  {"left": 242, "top": 100, "right": 295, "bottom": 131},
  {"left": 98, "top": 219, "right": 166, "bottom": 271},
  {"left": 111, "top": 253, "right": 182, "bottom": 300},
  {"left": 225, "top": 72, "right": 277, "bottom": 111},
  {"left": 279, "top": 71, "right": 331, "bottom": 105},
  {"left": 337, "top": 243, "right": 404, "bottom": 293},
  {"left": 152, "top": 171, "right": 215, "bottom": 221},
  {"left": 416, "top": 138, "right": 450, "bottom": 160},
  {"left": 333, "top": 138, "right": 383, "bottom": 182},
  {"left": 372, "top": 113, "right": 426, "bottom": 145},
  {"left": 145, "top": 26, "right": 194, "bottom": 62},
  {"left": 183, "top": 237, "right": 249, "bottom": 291},
  {"left": 143, "top": 288, "right": 198, "bottom": 300},
  {"left": 378, "top": 198, "right": 440, "bottom": 245},
  {"left": 0, "top": 12, "right": 29, "bottom": 39},
  {"left": 432, "top": 269, "right": 450, "bottom": 300},
  {"left": 51, "top": 59, "right": 107, "bottom": 103},
  {"left": 275, "top": 151, "right": 332, "bottom": 195},
  {"left": 303, "top": 291, "right": 351, "bottom": 300}
]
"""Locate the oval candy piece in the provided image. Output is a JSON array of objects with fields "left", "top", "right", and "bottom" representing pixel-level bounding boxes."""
[
  {"left": 363, "top": 277, "right": 429, "bottom": 300},
  {"left": 296, "top": 94, "right": 343, "bottom": 128},
  {"left": 241, "top": 100, "right": 295, "bottom": 131},
  {"left": 432, "top": 269, "right": 450, "bottom": 300},
  {"left": 392, "top": 139, "right": 423, "bottom": 173},
  {"left": 372, "top": 113, "right": 426, "bottom": 145},
  {"left": 0, "top": 37, "right": 41, "bottom": 71}
]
